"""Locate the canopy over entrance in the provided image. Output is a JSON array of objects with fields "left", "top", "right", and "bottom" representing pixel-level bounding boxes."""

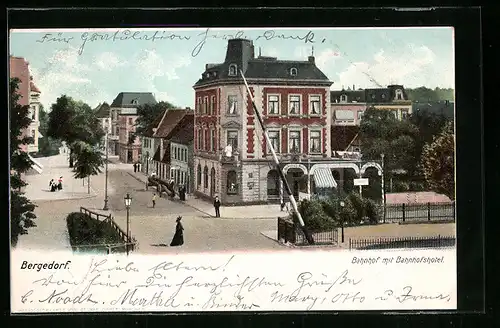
[{"left": 313, "top": 168, "right": 337, "bottom": 189}]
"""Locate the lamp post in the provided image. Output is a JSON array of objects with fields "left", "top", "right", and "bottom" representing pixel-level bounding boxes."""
[
  {"left": 103, "top": 130, "right": 109, "bottom": 211},
  {"left": 340, "top": 200, "right": 345, "bottom": 243},
  {"left": 124, "top": 193, "right": 132, "bottom": 255},
  {"left": 381, "top": 153, "right": 386, "bottom": 223}
]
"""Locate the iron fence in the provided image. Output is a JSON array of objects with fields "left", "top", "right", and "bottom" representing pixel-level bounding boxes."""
[
  {"left": 277, "top": 217, "right": 338, "bottom": 245},
  {"left": 349, "top": 235, "right": 456, "bottom": 250},
  {"left": 71, "top": 242, "right": 137, "bottom": 254},
  {"left": 295, "top": 229, "right": 339, "bottom": 245},
  {"left": 383, "top": 202, "right": 455, "bottom": 223},
  {"left": 79, "top": 207, "right": 135, "bottom": 252}
]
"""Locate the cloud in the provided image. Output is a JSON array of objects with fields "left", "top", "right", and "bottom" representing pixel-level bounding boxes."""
[
  {"left": 132, "top": 49, "right": 191, "bottom": 105},
  {"left": 135, "top": 49, "right": 191, "bottom": 81},
  {"left": 29, "top": 46, "right": 99, "bottom": 109},
  {"left": 334, "top": 43, "right": 437, "bottom": 89},
  {"left": 315, "top": 48, "right": 342, "bottom": 70},
  {"left": 95, "top": 52, "right": 127, "bottom": 71},
  {"left": 294, "top": 46, "right": 313, "bottom": 59}
]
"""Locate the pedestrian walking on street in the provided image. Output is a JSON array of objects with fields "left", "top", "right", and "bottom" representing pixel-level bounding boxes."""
[
  {"left": 57, "top": 176, "right": 63, "bottom": 190},
  {"left": 170, "top": 216, "right": 184, "bottom": 246},
  {"left": 152, "top": 193, "right": 157, "bottom": 208},
  {"left": 213, "top": 196, "right": 221, "bottom": 218},
  {"left": 133, "top": 163, "right": 137, "bottom": 172}
]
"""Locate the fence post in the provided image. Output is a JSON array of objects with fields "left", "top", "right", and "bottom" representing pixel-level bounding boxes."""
[
  {"left": 428, "top": 202, "right": 431, "bottom": 221},
  {"left": 402, "top": 203, "right": 405, "bottom": 222}
]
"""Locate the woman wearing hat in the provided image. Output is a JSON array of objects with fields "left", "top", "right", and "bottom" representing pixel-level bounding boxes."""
[{"left": 170, "top": 216, "right": 184, "bottom": 246}]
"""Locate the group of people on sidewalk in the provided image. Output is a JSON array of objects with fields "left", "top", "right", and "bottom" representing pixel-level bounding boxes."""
[
  {"left": 133, "top": 162, "right": 142, "bottom": 173},
  {"left": 48, "top": 177, "right": 63, "bottom": 192}
]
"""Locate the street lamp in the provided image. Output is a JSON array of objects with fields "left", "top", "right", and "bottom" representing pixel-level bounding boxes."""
[
  {"left": 381, "top": 153, "right": 386, "bottom": 223},
  {"left": 103, "top": 129, "right": 109, "bottom": 211},
  {"left": 124, "top": 193, "right": 132, "bottom": 255},
  {"left": 339, "top": 200, "right": 345, "bottom": 243}
]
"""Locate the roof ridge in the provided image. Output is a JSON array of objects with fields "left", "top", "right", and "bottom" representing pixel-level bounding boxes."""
[{"left": 152, "top": 108, "right": 170, "bottom": 138}]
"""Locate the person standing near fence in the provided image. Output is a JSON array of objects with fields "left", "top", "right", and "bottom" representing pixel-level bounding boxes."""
[{"left": 152, "top": 193, "right": 157, "bottom": 208}]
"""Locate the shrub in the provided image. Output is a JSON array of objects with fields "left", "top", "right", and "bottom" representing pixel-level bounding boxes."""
[
  {"left": 363, "top": 198, "right": 380, "bottom": 224},
  {"left": 66, "top": 212, "right": 124, "bottom": 249},
  {"left": 393, "top": 180, "right": 410, "bottom": 192},
  {"left": 291, "top": 199, "right": 336, "bottom": 231}
]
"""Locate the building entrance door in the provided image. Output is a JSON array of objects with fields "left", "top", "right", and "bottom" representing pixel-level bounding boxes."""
[{"left": 127, "top": 150, "right": 133, "bottom": 163}]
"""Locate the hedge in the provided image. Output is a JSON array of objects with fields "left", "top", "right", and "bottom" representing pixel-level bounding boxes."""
[{"left": 66, "top": 212, "right": 125, "bottom": 253}]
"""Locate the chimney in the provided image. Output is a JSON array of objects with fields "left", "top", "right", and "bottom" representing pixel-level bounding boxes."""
[
  {"left": 308, "top": 56, "right": 315, "bottom": 63},
  {"left": 353, "top": 84, "right": 355, "bottom": 90}
]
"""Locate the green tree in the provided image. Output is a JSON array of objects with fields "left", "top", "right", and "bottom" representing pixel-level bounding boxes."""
[
  {"left": 72, "top": 141, "right": 104, "bottom": 194},
  {"left": 406, "top": 87, "right": 455, "bottom": 102},
  {"left": 359, "top": 107, "right": 419, "bottom": 176},
  {"left": 47, "top": 96, "right": 104, "bottom": 167},
  {"left": 37, "top": 104, "right": 62, "bottom": 157},
  {"left": 134, "top": 101, "right": 175, "bottom": 136},
  {"left": 421, "top": 121, "right": 455, "bottom": 200},
  {"left": 9, "top": 78, "right": 37, "bottom": 246}
]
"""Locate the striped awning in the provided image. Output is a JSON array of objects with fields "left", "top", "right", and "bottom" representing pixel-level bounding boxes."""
[{"left": 313, "top": 168, "right": 337, "bottom": 189}]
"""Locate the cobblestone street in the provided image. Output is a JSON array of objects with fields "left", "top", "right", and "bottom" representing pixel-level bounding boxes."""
[{"left": 16, "top": 154, "right": 281, "bottom": 254}]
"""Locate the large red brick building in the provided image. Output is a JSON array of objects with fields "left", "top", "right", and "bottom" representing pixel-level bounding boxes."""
[{"left": 192, "top": 38, "right": 384, "bottom": 205}]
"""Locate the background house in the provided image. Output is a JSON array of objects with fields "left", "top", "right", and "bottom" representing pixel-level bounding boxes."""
[
  {"left": 108, "top": 92, "right": 157, "bottom": 157},
  {"left": 168, "top": 113, "right": 194, "bottom": 193},
  {"left": 94, "top": 102, "right": 111, "bottom": 151},
  {"left": 149, "top": 109, "right": 191, "bottom": 180},
  {"left": 141, "top": 109, "right": 168, "bottom": 175}
]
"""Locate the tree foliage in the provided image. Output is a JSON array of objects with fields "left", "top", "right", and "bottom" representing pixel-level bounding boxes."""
[
  {"left": 359, "top": 107, "right": 419, "bottom": 175},
  {"left": 406, "top": 87, "right": 454, "bottom": 102},
  {"left": 72, "top": 141, "right": 104, "bottom": 193},
  {"left": 9, "top": 77, "right": 37, "bottom": 246},
  {"left": 36, "top": 105, "right": 62, "bottom": 157},
  {"left": 134, "top": 101, "right": 175, "bottom": 136},
  {"left": 289, "top": 192, "right": 381, "bottom": 231},
  {"left": 47, "top": 95, "right": 104, "bottom": 167},
  {"left": 421, "top": 121, "right": 455, "bottom": 200}
]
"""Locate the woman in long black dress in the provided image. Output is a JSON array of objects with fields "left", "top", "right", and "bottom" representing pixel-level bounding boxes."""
[{"left": 170, "top": 216, "right": 184, "bottom": 246}]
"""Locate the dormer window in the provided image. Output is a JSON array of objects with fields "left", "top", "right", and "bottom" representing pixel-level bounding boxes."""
[
  {"left": 395, "top": 89, "right": 403, "bottom": 100},
  {"left": 131, "top": 99, "right": 138, "bottom": 105},
  {"left": 290, "top": 67, "right": 298, "bottom": 76},
  {"left": 228, "top": 64, "right": 237, "bottom": 76},
  {"left": 340, "top": 94, "right": 347, "bottom": 103}
]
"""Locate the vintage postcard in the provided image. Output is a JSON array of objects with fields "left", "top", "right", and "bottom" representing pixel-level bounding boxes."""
[{"left": 9, "top": 26, "right": 456, "bottom": 313}]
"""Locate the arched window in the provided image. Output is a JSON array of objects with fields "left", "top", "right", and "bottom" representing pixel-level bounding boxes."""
[
  {"left": 203, "top": 166, "right": 209, "bottom": 188},
  {"left": 267, "top": 170, "right": 280, "bottom": 196},
  {"left": 227, "top": 170, "right": 238, "bottom": 194},
  {"left": 229, "top": 64, "right": 237, "bottom": 76},
  {"left": 290, "top": 67, "right": 298, "bottom": 76},
  {"left": 340, "top": 94, "right": 347, "bottom": 103},
  {"left": 197, "top": 164, "right": 202, "bottom": 186}
]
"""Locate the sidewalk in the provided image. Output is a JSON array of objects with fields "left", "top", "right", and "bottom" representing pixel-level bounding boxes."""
[
  {"left": 23, "top": 154, "right": 97, "bottom": 201},
  {"left": 127, "top": 170, "right": 284, "bottom": 220}
]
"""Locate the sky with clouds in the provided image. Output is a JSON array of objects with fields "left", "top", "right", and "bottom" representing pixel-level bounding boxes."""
[{"left": 9, "top": 27, "right": 454, "bottom": 110}]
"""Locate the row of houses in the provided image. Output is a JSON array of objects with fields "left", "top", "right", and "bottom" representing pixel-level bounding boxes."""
[{"left": 94, "top": 38, "right": 454, "bottom": 206}]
